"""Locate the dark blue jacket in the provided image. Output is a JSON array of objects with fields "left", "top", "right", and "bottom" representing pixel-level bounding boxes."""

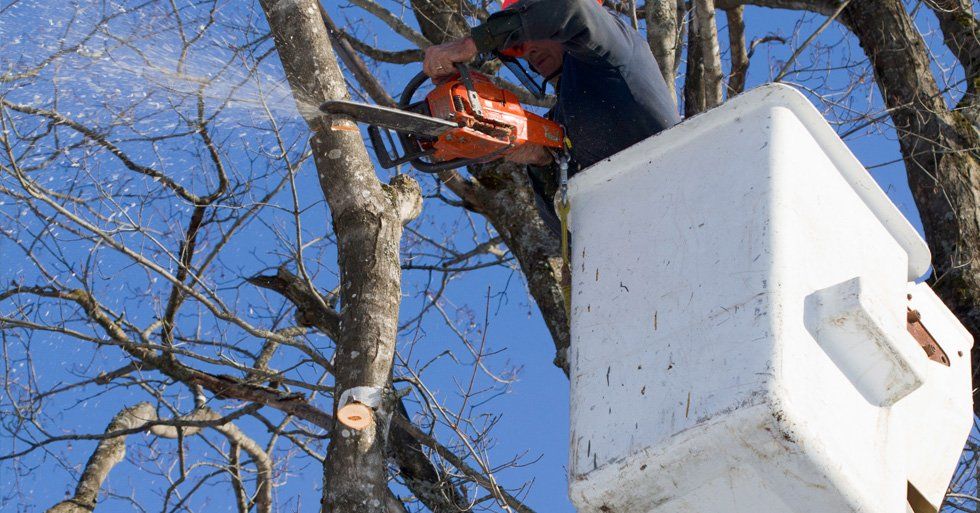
[{"left": 471, "top": 0, "right": 681, "bottom": 234}]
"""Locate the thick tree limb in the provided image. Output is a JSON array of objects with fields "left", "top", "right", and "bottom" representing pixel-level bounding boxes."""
[
  {"left": 924, "top": 0, "right": 980, "bottom": 125},
  {"left": 924, "top": 0, "right": 979, "bottom": 81},
  {"left": 247, "top": 267, "right": 341, "bottom": 339},
  {"left": 442, "top": 162, "right": 572, "bottom": 374},
  {"left": 46, "top": 403, "right": 156, "bottom": 513}
]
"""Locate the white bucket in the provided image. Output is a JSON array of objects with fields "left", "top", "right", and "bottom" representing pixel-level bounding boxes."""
[{"left": 566, "top": 84, "right": 972, "bottom": 513}]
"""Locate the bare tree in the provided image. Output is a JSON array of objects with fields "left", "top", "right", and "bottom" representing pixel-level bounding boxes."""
[
  {"left": 1, "top": 1, "right": 533, "bottom": 511},
  {"left": 0, "top": 0, "right": 976, "bottom": 511}
]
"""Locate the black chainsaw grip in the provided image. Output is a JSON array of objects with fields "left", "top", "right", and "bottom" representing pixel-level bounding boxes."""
[
  {"left": 399, "top": 71, "right": 431, "bottom": 108},
  {"left": 411, "top": 156, "right": 477, "bottom": 173},
  {"left": 367, "top": 125, "right": 398, "bottom": 168}
]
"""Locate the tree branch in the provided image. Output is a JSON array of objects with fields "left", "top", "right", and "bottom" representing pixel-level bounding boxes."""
[
  {"left": 346, "top": 0, "right": 431, "bottom": 48},
  {"left": 46, "top": 403, "right": 157, "bottom": 513},
  {"left": 645, "top": 0, "right": 682, "bottom": 103},
  {"left": 725, "top": 5, "right": 749, "bottom": 95},
  {"left": 685, "top": 0, "right": 724, "bottom": 115},
  {"left": 320, "top": 5, "right": 399, "bottom": 106},
  {"left": 247, "top": 266, "right": 342, "bottom": 340}
]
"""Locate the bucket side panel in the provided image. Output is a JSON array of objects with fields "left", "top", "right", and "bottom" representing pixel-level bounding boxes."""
[
  {"left": 568, "top": 109, "right": 779, "bottom": 477},
  {"left": 766, "top": 106, "right": 911, "bottom": 513}
]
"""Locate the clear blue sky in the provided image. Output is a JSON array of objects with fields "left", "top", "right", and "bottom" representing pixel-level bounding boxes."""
[{"left": 1, "top": 1, "right": 969, "bottom": 512}]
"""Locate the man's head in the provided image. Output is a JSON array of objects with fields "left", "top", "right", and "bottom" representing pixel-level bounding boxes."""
[{"left": 499, "top": 0, "right": 603, "bottom": 77}]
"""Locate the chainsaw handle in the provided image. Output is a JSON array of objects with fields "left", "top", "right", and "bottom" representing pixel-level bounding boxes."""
[
  {"left": 412, "top": 140, "right": 517, "bottom": 173},
  {"left": 399, "top": 64, "right": 474, "bottom": 107},
  {"left": 365, "top": 110, "right": 474, "bottom": 173},
  {"left": 399, "top": 71, "right": 432, "bottom": 108},
  {"left": 411, "top": 156, "right": 480, "bottom": 173},
  {"left": 368, "top": 125, "right": 433, "bottom": 168}
]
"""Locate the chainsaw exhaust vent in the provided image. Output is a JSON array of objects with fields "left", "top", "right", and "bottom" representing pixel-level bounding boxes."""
[{"left": 565, "top": 84, "right": 973, "bottom": 513}]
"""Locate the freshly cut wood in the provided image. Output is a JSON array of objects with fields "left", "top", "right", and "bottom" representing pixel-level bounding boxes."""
[{"left": 337, "top": 402, "right": 373, "bottom": 430}]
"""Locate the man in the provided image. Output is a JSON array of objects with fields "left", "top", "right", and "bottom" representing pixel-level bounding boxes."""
[{"left": 424, "top": 0, "right": 681, "bottom": 233}]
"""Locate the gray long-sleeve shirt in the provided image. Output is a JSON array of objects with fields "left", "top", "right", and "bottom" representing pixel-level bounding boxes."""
[{"left": 471, "top": 0, "right": 681, "bottom": 233}]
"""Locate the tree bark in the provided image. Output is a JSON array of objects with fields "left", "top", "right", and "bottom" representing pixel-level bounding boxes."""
[
  {"left": 923, "top": 0, "right": 980, "bottom": 126},
  {"left": 646, "top": 0, "right": 681, "bottom": 103},
  {"left": 840, "top": 0, "right": 980, "bottom": 413},
  {"left": 725, "top": 5, "right": 749, "bottom": 95},
  {"left": 685, "top": 0, "right": 724, "bottom": 115},
  {"left": 258, "top": 1, "right": 422, "bottom": 511}
]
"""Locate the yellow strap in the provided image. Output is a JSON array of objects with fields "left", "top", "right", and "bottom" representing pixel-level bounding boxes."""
[
  {"left": 555, "top": 139, "right": 573, "bottom": 320},
  {"left": 557, "top": 198, "right": 571, "bottom": 319}
]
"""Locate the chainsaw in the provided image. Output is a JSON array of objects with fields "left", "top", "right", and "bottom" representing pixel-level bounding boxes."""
[{"left": 320, "top": 59, "right": 564, "bottom": 173}]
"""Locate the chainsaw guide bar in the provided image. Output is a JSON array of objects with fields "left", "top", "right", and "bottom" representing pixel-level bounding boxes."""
[{"left": 320, "top": 100, "right": 458, "bottom": 138}]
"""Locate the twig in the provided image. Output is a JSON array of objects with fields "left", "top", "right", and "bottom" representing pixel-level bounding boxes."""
[{"left": 774, "top": 0, "right": 853, "bottom": 82}]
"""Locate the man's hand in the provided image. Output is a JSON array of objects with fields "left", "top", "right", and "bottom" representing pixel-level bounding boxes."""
[
  {"left": 423, "top": 38, "right": 479, "bottom": 78},
  {"left": 505, "top": 143, "right": 554, "bottom": 166}
]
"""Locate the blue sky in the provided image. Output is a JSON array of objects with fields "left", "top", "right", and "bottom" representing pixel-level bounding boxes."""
[{"left": 0, "top": 0, "right": 972, "bottom": 511}]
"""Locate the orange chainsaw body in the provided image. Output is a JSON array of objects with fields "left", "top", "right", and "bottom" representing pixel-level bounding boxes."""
[{"left": 423, "top": 72, "right": 564, "bottom": 162}]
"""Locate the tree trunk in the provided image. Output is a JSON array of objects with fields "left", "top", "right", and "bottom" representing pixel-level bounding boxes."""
[
  {"left": 258, "top": 1, "right": 422, "bottom": 511},
  {"left": 841, "top": 0, "right": 980, "bottom": 413}
]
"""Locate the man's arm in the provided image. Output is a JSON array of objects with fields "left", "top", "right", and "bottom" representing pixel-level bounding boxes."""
[
  {"left": 470, "top": 0, "right": 632, "bottom": 65},
  {"left": 423, "top": 0, "right": 633, "bottom": 78}
]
